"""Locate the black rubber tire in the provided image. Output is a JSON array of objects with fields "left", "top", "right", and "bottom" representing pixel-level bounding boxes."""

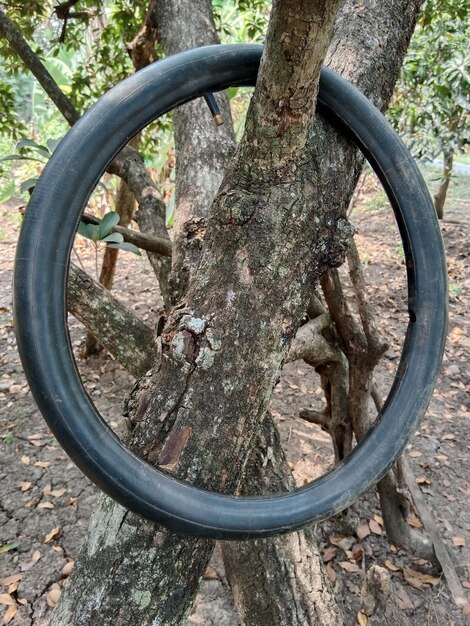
[{"left": 14, "top": 44, "right": 447, "bottom": 540}]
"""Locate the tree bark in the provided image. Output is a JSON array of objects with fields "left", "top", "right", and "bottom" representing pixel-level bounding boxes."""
[
  {"left": 152, "top": 0, "right": 237, "bottom": 305},
  {"left": 0, "top": 0, "right": 422, "bottom": 623},
  {"left": 321, "top": 241, "right": 436, "bottom": 562},
  {"left": 67, "top": 263, "right": 156, "bottom": 379},
  {"left": 84, "top": 178, "right": 136, "bottom": 355},
  {"left": 434, "top": 151, "right": 453, "bottom": 219},
  {"left": 223, "top": 417, "right": 342, "bottom": 626},
  {"left": 52, "top": 1, "right": 349, "bottom": 624}
]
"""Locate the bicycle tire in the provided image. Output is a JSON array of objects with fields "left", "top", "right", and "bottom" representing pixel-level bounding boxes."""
[{"left": 14, "top": 44, "right": 447, "bottom": 539}]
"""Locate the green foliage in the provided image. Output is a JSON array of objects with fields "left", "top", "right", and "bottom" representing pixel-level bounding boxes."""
[
  {"left": 78, "top": 211, "right": 141, "bottom": 255},
  {"left": 0, "top": 79, "right": 26, "bottom": 137},
  {"left": 2, "top": 432, "right": 14, "bottom": 444},
  {"left": 212, "top": 0, "right": 270, "bottom": 43},
  {"left": 389, "top": 0, "right": 470, "bottom": 161},
  {"left": 0, "top": 0, "right": 270, "bottom": 221},
  {"left": 0, "top": 136, "right": 59, "bottom": 202}
]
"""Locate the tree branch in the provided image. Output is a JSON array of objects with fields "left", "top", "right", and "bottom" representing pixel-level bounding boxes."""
[
  {"left": 82, "top": 213, "right": 172, "bottom": 258},
  {"left": 68, "top": 263, "right": 156, "bottom": 378},
  {"left": 0, "top": 8, "right": 172, "bottom": 302},
  {"left": 0, "top": 6, "right": 79, "bottom": 125}
]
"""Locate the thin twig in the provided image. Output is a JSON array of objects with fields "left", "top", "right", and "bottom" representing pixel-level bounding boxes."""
[
  {"left": 401, "top": 460, "right": 468, "bottom": 610},
  {"left": 82, "top": 213, "right": 172, "bottom": 257}
]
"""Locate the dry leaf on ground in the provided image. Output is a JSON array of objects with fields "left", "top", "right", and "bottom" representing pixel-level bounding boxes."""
[
  {"left": 452, "top": 536, "right": 466, "bottom": 547},
  {"left": 408, "top": 512, "right": 423, "bottom": 528},
  {"left": 403, "top": 567, "right": 441, "bottom": 590},
  {"left": 357, "top": 610, "right": 368, "bottom": 626},
  {"left": 322, "top": 547, "right": 337, "bottom": 563},
  {"left": 3, "top": 604, "right": 18, "bottom": 625},
  {"left": 44, "top": 527, "right": 60, "bottom": 543},
  {"left": 0, "top": 575, "right": 21, "bottom": 588},
  {"left": 339, "top": 561, "right": 360, "bottom": 573},
  {"left": 46, "top": 586, "right": 61, "bottom": 608},
  {"left": 61, "top": 561, "right": 74, "bottom": 578},
  {"left": 326, "top": 562, "right": 336, "bottom": 583},
  {"left": 369, "top": 519, "right": 382, "bottom": 535},
  {"left": 330, "top": 535, "right": 355, "bottom": 551},
  {"left": 357, "top": 523, "right": 370, "bottom": 540},
  {"left": 35, "top": 461, "right": 50, "bottom": 469}
]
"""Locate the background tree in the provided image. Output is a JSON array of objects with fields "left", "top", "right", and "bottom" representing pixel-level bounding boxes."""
[
  {"left": 0, "top": 0, "right": 462, "bottom": 624},
  {"left": 388, "top": 0, "right": 470, "bottom": 218}
]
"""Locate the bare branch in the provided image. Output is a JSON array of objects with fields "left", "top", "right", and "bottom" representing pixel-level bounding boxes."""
[
  {"left": 347, "top": 240, "right": 387, "bottom": 361},
  {"left": 0, "top": 8, "right": 171, "bottom": 302},
  {"left": 82, "top": 213, "right": 172, "bottom": 258},
  {"left": 67, "top": 263, "right": 156, "bottom": 378},
  {"left": 286, "top": 314, "right": 339, "bottom": 365},
  {"left": 0, "top": 7, "right": 79, "bottom": 125}
]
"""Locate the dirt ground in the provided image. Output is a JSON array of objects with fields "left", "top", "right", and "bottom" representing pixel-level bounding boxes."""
[{"left": 0, "top": 167, "right": 469, "bottom": 625}]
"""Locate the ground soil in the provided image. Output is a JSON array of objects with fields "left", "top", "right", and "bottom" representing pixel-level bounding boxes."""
[{"left": 0, "top": 167, "right": 469, "bottom": 626}]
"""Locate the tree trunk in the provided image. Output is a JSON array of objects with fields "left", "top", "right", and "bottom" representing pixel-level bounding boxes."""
[
  {"left": 52, "top": 0, "right": 425, "bottom": 624},
  {"left": 52, "top": 1, "right": 348, "bottom": 624},
  {"left": 434, "top": 151, "right": 453, "bottom": 219},
  {"left": 84, "top": 178, "right": 136, "bottom": 355},
  {"left": 223, "top": 417, "right": 342, "bottom": 626}
]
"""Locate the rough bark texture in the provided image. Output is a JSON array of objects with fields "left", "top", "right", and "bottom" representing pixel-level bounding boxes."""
[
  {"left": 67, "top": 264, "right": 156, "bottom": 379},
  {"left": 67, "top": 264, "right": 338, "bottom": 382},
  {"left": 84, "top": 178, "right": 136, "bottom": 355},
  {"left": 223, "top": 418, "right": 342, "bottom": 626},
  {"left": 50, "top": 1, "right": 428, "bottom": 624},
  {"left": 361, "top": 565, "right": 410, "bottom": 626},
  {"left": 53, "top": 1, "right": 349, "bottom": 624},
  {"left": 152, "top": 0, "right": 237, "bottom": 305},
  {"left": 321, "top": 241, "right": 436, "bottom": 562},
  {"left": 154, "top": 8, "right": 349, "bottom": 622},
  {"left": 434, "top": 152, "right": 453, "bottom": 219}
]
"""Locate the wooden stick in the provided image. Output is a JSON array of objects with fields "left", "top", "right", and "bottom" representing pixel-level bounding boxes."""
[{"left": 401, "top": 458, "right": 468, "bottom": 609}]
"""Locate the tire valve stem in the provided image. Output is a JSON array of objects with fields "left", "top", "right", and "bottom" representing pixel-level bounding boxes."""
[{"left": 204, "top": 93, "right": 223, "bottom": 126}]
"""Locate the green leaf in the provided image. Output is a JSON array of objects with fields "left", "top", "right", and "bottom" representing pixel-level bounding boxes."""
[
  {"left": 456, "top": 94, "right": 470, "bottom": 110},
  {"left": 77, "top": 221, "right": 90, "bottom": 238},
  {"left": 107, "top": 242, "right": 142, "bottom": 256},
  {"left": 78, "top": 222, "right": 100, "bottom": 242},
  {"left": 0, "top": 155, "right": 45, "bottom": 164},
  {"left": 46, "top": 138, "right": 62, "bottom": 153},
  {"left": 90, "top": 225, "right": 101, "bottom": 242},
  {"left": 16, "top": 138, "right": 43, "bottom": 151},
  {"left": 0, "top": 540, "right": 20, "bottom": 554},
  {"left": 102, "top": 232, "right": 124, "bottom": 244},
  {"left": 20, "top": 178, "right": 38, "bottom": 194},
  {"left": 0, "top": 180, "right": 16, "bottom": 203},
  {"left": 99, "top": 211, "right": 120, "bottom": 238}
]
